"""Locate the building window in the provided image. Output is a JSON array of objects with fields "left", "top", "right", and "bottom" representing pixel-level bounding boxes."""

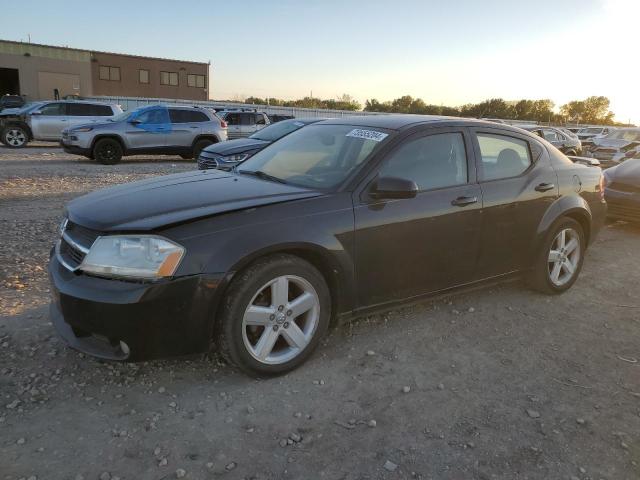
[
  {"left": 187, "top": 74, "right": 206, "bottom": 88},
  {"left": 139, "top": 69, "right": 150, "bottom": 84},
  {"left": 160, "top": 71, "right": 178, "bottom": 86},
  {"left": 99, "top": 65, "right": 120, "bottom": 81}
]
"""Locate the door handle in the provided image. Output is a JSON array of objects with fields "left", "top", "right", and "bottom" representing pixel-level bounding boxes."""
[
  {"left": 451, "top": 196, "right": 478, "bottom": 207},
  {"left": 535, "top": 182, "right": 555, "bottom": 192}
]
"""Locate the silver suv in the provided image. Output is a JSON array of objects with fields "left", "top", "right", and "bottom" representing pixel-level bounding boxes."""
[
  {"left": 217, "top": 109, "right": 270, "bottom": 139},
  {"left": 61, "top": 105, "right": 228, "bottom": 164},
  {"left": 0, "top": 100, "right": 122, "bottom": 148}
]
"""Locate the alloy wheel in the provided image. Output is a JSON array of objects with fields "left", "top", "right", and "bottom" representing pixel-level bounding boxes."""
[
  {"left": 547, "top": 228, "right": 581, "bottom": 287},
  {"left": 98, "top": 144, "right": 116, "bottom": 161},
  {"left": 241, "top": 275, "right": 320, "bottom": 365},
  {"left": 5, "top": 129, "right": 26, "bottom": 147}
]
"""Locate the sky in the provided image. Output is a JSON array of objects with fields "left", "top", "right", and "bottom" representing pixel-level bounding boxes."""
[{"left": 2, "top": 0, "right": 638, "bottom": 123}]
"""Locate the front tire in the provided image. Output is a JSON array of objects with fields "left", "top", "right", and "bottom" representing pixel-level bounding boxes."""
[
  {"left": 529, "top": 217, "right": 585, "bottom": 294},
  {"left": 2, "top": 126, "right": 29, "bottom": 148},
  {"left": 218, "top": 254, "right": 331, "bottom": 377},
  {"left": 93, "top": 138, "right": 123, "bottom": 165}
]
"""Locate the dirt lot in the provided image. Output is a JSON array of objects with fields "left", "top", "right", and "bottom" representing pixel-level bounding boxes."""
[{"left": 1, "top": 145, "right": 639, "bottom": 480}]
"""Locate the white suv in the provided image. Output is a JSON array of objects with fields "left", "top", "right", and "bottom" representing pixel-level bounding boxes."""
[
  {"left": 217, "top": 110, "right": 270, "bottom": 139},
  {"left": 0, "top": 100, "right": 122, "bottom": 148}
]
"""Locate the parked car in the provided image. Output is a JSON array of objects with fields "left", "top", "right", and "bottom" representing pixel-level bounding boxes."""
[
  {"left": 577, "top": 126, "right": 615, "bottom": 141},
  {"left": 217, "top": 109, "right": 270, "bottom": 139},
  {"left": 603, "top": 158, "right": 640, "bottom": 222},
  {"left": 61, "top": 104, "right": 228, "bottom": 164},
  {"left": 198, "top": 118, "right": 323, "bottom": 170},
  {"left": 0, "top": 100, "right": 122, "bottom": 148},
  {"left": 557, "top": 127, "right": 579, "bottom": 139},
  {"left": 268, "top": 114, "right": 295, "bottom": 123},
  {"left": 48, "top": 116, "right": 606, "bottom": 376},
  {"left": 585, "top": 128, "right": 640, "bottom": 168},
  {"left": 0, "top": 94, "right": 25, "bottom": 112},
  {"left": 521, "top": 126, "right": 582, "bottom": 156}
]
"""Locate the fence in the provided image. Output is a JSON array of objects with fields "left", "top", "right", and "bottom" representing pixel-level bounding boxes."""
[{"left": 85, "top": 95, "right": 388, "bottom": 119}]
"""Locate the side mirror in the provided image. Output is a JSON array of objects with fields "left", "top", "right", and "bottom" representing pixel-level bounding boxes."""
[
  {"left": 370, "top": 176, "right": 419, "bottom": 199},
  {"left": 129, "top": 119, "right": 142, "bottom": 125}
]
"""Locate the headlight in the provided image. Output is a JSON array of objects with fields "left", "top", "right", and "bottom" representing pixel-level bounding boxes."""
[
  {"left": 220, "top": 153, "right": 250, "bottom": 164},
  {"left": 73, "top": 126, "right": 93, "bottom": 133},
  {"left": 79, "top": 235, "right": 185, "bottom": 279}
]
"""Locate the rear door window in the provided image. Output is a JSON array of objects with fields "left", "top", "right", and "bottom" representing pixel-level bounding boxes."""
[
  {"left": 477, "top": 134, "right": 532, "bottom": 181},
  {"left": 240, "top": 113, "right": 256, "bottom": 126}
]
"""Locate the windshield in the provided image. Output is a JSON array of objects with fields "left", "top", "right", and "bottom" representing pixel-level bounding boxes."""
[
  {"left": 249, "top": 119, "right": 309, "bottom": 142},
  {"left": 238, "top": 124, "right": 389, "bottom": 189},
  {"left": 606, "top": 129, "right": 640, "bottom": 142}
]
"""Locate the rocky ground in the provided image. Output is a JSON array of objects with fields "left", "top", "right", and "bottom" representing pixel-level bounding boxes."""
[{"left": 1, "top": 145, "right": 639, "bottom": 480}]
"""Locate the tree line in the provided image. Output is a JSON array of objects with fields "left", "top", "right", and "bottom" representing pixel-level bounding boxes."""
[
  {"left": 235, "top": 94, "right": 622, "bottom": 125},
  {"left": 365, "top": 95, "right": 619, "bottom": 125}
]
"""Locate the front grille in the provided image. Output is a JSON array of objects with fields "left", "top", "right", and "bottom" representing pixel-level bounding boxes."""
[
  {"left": 197, "top": 151, "right": 220, "bottom": 170},
  {"left": 57, "top": 220, "right": 101, "bottom": 271}
]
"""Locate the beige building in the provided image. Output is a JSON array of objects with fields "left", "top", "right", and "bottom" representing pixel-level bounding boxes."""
[{"left": 0, "top": 39, "right": 209, "bottom": 101}]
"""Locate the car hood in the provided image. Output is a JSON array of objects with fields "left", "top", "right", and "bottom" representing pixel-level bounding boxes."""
[
  {"left": 607, "top": 159, "right": 640, "bottom": 185},
  {"left": 66, "top": 170, "right": 323, "bottom": 231},
  {"left": 593, "top": 138, "right": 634, "bottom": 149},
  {"left": 201, "top": 137, "right": 269, "bottom": 156}
]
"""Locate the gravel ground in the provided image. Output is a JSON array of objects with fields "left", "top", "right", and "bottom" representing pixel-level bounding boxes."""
[{"left": 1, "top": 146, "right": 639, "bottom": 480}]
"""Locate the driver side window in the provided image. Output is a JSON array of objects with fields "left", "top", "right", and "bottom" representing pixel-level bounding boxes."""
[
  {"left": 379, "top": 132, "right": 468, "bottom": 191},
  {"left": 38, "top": 103, "right": 66, "bottom": 116},
  {"left": 135, "top": 108, "right": 167, "bottom": 124}
]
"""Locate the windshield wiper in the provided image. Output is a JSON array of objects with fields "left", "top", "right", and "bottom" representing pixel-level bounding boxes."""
[{"left": 237, "top": 169, "right": 287, "bottom": 184}]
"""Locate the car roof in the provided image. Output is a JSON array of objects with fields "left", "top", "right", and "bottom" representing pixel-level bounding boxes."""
[{"left": 315, "top": 114, "right": 532, "bottom": 132}]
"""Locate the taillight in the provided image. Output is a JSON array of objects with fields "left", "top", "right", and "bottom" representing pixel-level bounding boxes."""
[
  {"left": 220, "top": 120, "right": 227, "bottom": 128},
  {"left": 598, "top": 174, "right": 605, "bottom": 200}
]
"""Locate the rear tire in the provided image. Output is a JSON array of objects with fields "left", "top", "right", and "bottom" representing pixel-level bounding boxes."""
[
  {"left": 93, "top": 138, "right": 123, "bottom": 165},
  {"left": 528, "top": 217, "right": 585, "bottom": 294},
  {"left": 1, "top": 125, "right": 29, "bottom": 148},
  {"left": 218, "top": 254, "right": 331, "bottom": 377},
  {"left": 193, "top": 139, "right": 213, "bottom": 159}
]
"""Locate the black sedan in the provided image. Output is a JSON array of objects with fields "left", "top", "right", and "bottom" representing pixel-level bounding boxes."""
[
  {"left": 49, "top": 116, "right": 606, "bottom": 376},
  {"left": 197, "top": 118, "right": 322, "bottom": 170},
  {"left": 604, "top": 159, "right": 640, "bottom": 222},
  {"left": 521, "top": 126, "right": 583, "bottom": 156}
]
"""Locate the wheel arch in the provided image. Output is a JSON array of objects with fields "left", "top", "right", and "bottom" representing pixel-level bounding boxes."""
[
  {"left": 2, "top": 121, "right": 32, "bottom": 140},
  {"left": 193, "top": 134, "right": 220, "bottom": 147},
  {"left": 534, "top": 195, "right": 593, "bottom": 253},
  {"left": 211, "top": 242, "right": 351, "bottom": 332},
  {"left": 90, "top": 134, "right": 126, "bottom": 153}
]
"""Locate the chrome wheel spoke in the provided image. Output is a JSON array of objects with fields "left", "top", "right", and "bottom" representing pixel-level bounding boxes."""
[
  {"left": 287, "top": 291, "right": 315, "bottom": 319},
  {"left": 565, "top": 238, "right": 579, "bottom": 254},
  {"left": 281, "top": 322, "right": 308, "bottom": 349},
  {"left": 548, "top": 250, "right": 562, "bottom": 263},
  {"left": 271, "top": 276, "right": 289, "bottom": 307},
  {"left": 550, "top": 261, "right": 562, "bottom": 282},
  {"left": 548, "top": 228, "right": 581, "bottom": 287},
  {"left": 254, "top": 328, "right": 279, "bottom": 360},
  {"left": 244, "top": 305, "right": 274, "bottom": 326}
]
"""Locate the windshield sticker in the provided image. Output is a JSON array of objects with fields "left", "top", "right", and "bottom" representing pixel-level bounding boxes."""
[
  {"left": 346, "top": 129, "right": 388, "bottom": 142},
  {"left": 294, "top": 121, "right": 305, "bottom": 127}
]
